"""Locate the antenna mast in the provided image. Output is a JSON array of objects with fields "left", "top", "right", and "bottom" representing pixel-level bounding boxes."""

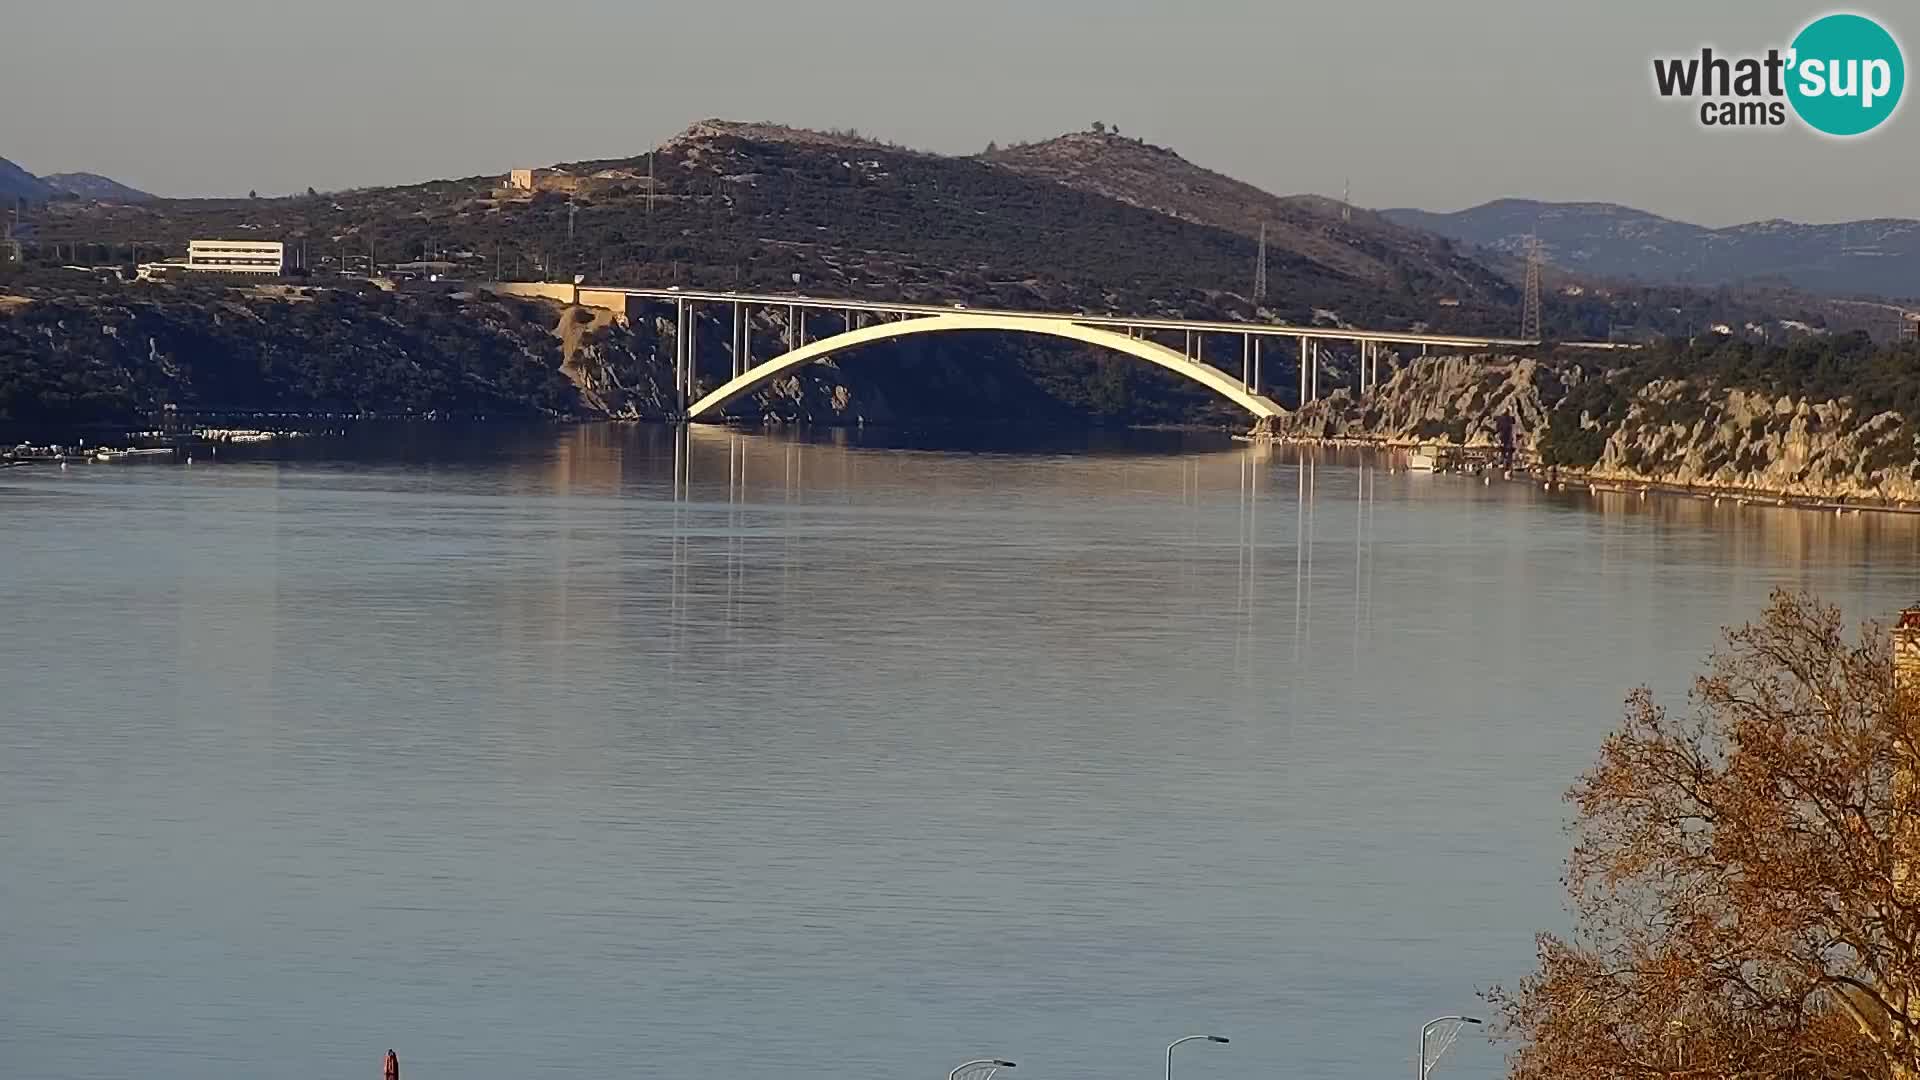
[{"left": 1342, "top": 177, "right": 1351, "bottom": 224}]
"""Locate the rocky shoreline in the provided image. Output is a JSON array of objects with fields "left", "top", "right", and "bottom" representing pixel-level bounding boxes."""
[
  {"left": 1255, "top": 428, "right": 1920, "bottom": 516},
  {"left": 1250, "top": 351, "right": 1920, "bottom": 513}
]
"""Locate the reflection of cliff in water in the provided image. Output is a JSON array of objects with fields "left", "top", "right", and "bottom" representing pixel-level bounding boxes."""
[{"left": 1580, "top": 486, "right": 1920, "bottom": 571}]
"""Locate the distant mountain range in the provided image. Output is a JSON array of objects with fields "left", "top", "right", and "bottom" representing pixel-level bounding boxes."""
[
  {"left": 0, "top": 156, "right": 149, "bottom": 204},
  {"left": 1382, "top": 198, "right": 1920, "bottom": 301}
]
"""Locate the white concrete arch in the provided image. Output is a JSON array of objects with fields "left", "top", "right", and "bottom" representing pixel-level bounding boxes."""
[{"left": 686, "top": 313, "right": 1288, "bottom": 421}]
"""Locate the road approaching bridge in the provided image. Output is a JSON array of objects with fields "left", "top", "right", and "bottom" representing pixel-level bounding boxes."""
[{"left": 485, "top": 282, "right": 1617, "bottom": 422}]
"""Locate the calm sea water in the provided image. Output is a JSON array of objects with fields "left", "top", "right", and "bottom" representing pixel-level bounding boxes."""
[{"left": 5, "top": 424, "right": 1918, "bottom": 1080}]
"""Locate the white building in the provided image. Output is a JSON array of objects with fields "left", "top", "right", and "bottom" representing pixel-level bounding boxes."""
[{"left": 186, "top": 239, "right": 285, "bottom": 275}]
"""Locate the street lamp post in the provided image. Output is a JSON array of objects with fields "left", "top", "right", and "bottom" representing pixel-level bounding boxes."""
[
  {"left": 1418, "top": 1016, "right": 1482, "bottom": 1080},
  {"left": 1166, "top": 1034, "right": 1229, "bottom": 1080},
  {"left": 947, "top": 1058, "right": 1016, "bottom": 1080}
]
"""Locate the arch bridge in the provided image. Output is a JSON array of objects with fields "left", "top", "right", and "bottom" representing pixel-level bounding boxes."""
[{"left": 483, "top": 283, "right": 1593, "bottom": 422}]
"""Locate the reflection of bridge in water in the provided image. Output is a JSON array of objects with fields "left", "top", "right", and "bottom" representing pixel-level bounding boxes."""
[
  {"left": 521, "top": 425, "right": 1920, "bottom": 698},
  {"left": 486, "top": 283, "right": 1615, "bottom": 422},
  {"left": 648, "top": 426, "right": 1374, "bottom": 685}
]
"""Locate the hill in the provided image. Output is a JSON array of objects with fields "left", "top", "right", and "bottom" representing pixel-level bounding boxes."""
[
  {"left": 40, "top": 172, "right": 151, "bottom": 202},
  {"left": 987, "top": 131, "right": 1507, "bottom": 302},
  {"left": 0, "top": 157, "right": 53, "bottom": 203},
  {"left": 18, "top": 118, "right": 1519, "bottom": 336},
  {"left": 8, "top": 117, "right": 1920, "bottom": 454},
  {"left": 1383, "top": 198, "right": 1920, "bottom": 301}
]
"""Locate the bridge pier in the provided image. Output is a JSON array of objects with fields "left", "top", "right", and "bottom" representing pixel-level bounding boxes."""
[
  {"left": 1297, "top": 336, "right": 1307, "bottom": 405},
  {"left": 587, "top": 283, "right": 1555, "bottom": 422},
  {"left": 673, "top": 297, "right": 688, "bottom": 413},
  {"left": 685, "top": 300, "right": 697, "bottom": 404},
  {"left": 732, "top": 301, "right": 746, "bottom": 379}
]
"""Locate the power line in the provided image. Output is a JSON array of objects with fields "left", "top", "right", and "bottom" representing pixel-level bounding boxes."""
[
  {"left": 1521, "top": 232, "right": 1543, "bottom": 340},
  {"left": 1253, "top": 220, "right": 1268, "bottom": 303}
]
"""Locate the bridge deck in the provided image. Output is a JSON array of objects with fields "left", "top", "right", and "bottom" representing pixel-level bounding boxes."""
[{"left": 567, "top": 285, "right": 1565, "bottom": 350}]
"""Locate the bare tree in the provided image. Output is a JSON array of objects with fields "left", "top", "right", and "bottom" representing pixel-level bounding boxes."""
[{"left": 1491, "top": 591, "right": 1920, "bottom": 1079}]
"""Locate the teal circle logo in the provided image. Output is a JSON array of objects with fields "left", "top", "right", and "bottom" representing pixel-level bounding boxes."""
[{"left": 1787, "top": 13, "right": 1905, "bottom": 136}]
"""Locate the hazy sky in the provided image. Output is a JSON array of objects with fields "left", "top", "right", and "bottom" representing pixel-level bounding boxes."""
[{"left": 7, "top": 0, "right": 1916, "bottom": 226}]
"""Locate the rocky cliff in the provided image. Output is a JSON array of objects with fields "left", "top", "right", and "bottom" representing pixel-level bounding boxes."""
[
  {"left": 0, "top": 283, "right": 584, "bottom": 437},
  {"left": 1267, "top": 349, "right": 1920, "bottom": 503},
  {"left": 1270, "top": 354, "right": 1567, "bottom": 452},
  {"left": 1582, "top": 383, "right": 1920, "bottom": 501}
]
